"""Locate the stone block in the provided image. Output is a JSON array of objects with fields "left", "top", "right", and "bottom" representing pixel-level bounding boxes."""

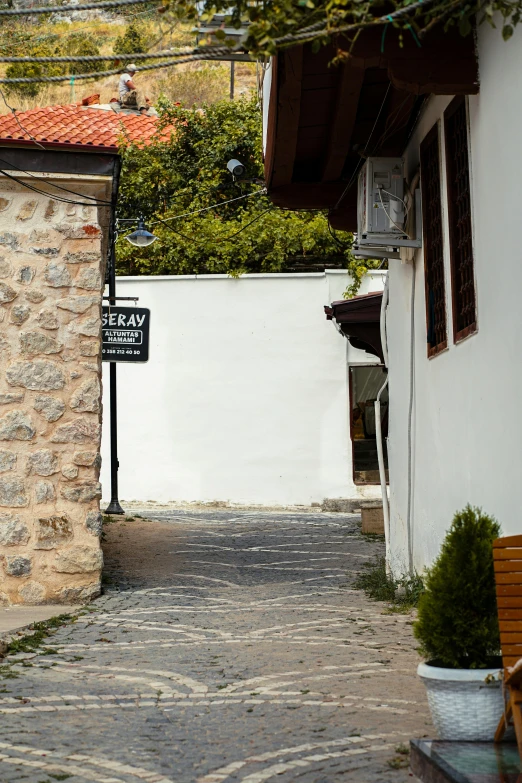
[
  {"left": 85, "top": 510, "right": 102, "bottom": 537},
  {"left": 56, "top": 296, "right": 98, "bottom": 314},
  {"left": 59, "top": 582, "right": 101, "bottom": 602},
  {"left": 18, "top": 581, "right": 45, "bottom": 604},
  {"left": 0, "top": 282, "right": 17, "bottom": 303},
  {"left": 4, "top": 555, "right": 31, "bottom": 576},
  {"left": 70, "top": 316, "right": 100, "bottom": 337},
  {"left": 44, "top": 263, "right": 72, "bottom": 288},
  {"left": 0, "top": 198, "right": 11, "bottom": 212},
  {"left": 33, "top": 395, "right": 65, "bottom": 422},
  {"left": 0, "top": 232, "right": 21, "bottom": 251},
  {"left": 0, "top": 450, "right": 16, "bottom": 472},
  {"left": 0, "top": 410, "right": 35, "bottom": 441},
  {"left": 17, "top": 200, "right": 37, "bottom": 221},
  {"left": 0, "top": 476, "right": 28, "bottom": 507},
  {"left": 75, "top": 268, "right": 101, "bottom": 291},
  {"left": 63, "top": 250, "right": 100, "bottom": 265},
  {"left": 69, "top": 378, "right": 100, "bottom": 413},
  {"left": 25, "top": 290, "right": 46, "bottom": 304},
  {"left": 36, "top": 514, "right": 73, "bottom": 549},
  {"left": 36, "top": 310, "right": 59, "bottom": 330},
  {"left": 79, "top": 340, "right": 100, "bottom": 357},
  {"left": 14, "top": 266, "right": 35, "bottom": 285},
  {"left": 7, "top": 360, "right": 66, "bottom": 390},
  {"left": 0, "top": 514, "right": 29, "bottom": 545},
  {"left": 0, "top": 259, "right": 12, "bottom": 278},
  {"left": 361, "top": 504, "right": 385, "bottom": 535},
  {"left": 73, "top": 451, "right": 97, "bottom": 467},
  {"left": 20, "top": 331, "right": 63, "bottom": 356},
  {"left": 50, "top": 419, "right": 100, "bottom": 444},
  {"left": 60, "top": 481, "right": 101, "bottom": 503},
  {"left": 61, "top": 463, "right": 79, "bottom": 480},
  {"left": 27, "top": 449, "right": 59, "bottom": 477},
  {"left": 0, "top": 393, "right": 24, "bottom": 405},
  {"left": 10, "top": 305, "right": 31, "bottom": 325},
  {"left": 54, "top": 545, "right": 103, "bottom": 574},
  {"left": 34, "top": 480, "right": 55, "bottom": 504}
]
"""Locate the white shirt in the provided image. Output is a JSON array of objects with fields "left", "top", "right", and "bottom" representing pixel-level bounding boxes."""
[{"left": 119, "top": 73, "right": 134, "bottom": 99}]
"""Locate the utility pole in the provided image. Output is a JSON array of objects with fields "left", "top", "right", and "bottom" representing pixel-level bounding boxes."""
[
  {"left": 104, "top": 214, "right": 125, "bottom": 516},
  {"left": 230, "top": 60, "right": 235, "bottom": 100}
]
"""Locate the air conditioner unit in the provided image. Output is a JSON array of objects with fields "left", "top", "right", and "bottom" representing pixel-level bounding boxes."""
[{"left": 357, "top": 157, "right": 422, "bottom": 249}]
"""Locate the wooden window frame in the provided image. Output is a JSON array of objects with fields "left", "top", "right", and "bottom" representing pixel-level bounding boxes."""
[
  {"left": 444, "top": 96, "right": 477, "bottom": 344},
  {"left": 420, "top": 122, "right": 447, "bottom": 358}
]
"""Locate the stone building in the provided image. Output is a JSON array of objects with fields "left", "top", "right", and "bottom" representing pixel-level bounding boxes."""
[{"left": 0, "top": 104, "right": 160, "bottom": 605}]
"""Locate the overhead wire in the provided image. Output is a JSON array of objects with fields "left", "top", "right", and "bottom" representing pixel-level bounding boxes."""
[
  {"left": 0, "top": 155, "right": 113, "bottom": 204},
  {"left": 0, "top": 0, "right": 160, "bottom": 16},
  {"left": 0, "top": 85, "right": 45, "bottom": 150},
  {"left": 0, "top": 165, "right": 114, "bottom": 207},
  {"left": 150, "top": 188, "right": 267, "bottom": 225}
]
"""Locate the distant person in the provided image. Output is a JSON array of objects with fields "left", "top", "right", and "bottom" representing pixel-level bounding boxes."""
[{"left": 119, "top": 64, "right": 149, "bottom": 114}]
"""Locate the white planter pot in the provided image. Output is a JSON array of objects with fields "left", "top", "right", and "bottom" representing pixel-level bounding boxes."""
[{"left": 417, "top": 661, "right": 504, "bottom": 741}]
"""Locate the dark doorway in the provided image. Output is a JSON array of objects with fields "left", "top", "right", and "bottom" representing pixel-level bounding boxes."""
[{"left": 350, "top": 365, "right": 389, "bottom": 484}]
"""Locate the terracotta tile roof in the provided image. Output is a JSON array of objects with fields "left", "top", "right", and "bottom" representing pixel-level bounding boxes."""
[{"left": 0, "top": 104, "right": 170, "bottom": 151}]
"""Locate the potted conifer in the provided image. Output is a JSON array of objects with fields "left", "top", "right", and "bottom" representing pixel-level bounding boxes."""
[{"left": 414, "top": 505, "right": 504, "bottom": 741}]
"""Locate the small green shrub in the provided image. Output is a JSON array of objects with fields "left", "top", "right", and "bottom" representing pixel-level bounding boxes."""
[
  {"left": 413, "top": 505, "right": 501, "bottom": 669},
  {"left": 354, "top": 555, "right": 424, "bottom": 609},
  {"left": 113, "top": 23, "right": 147, "bottom": 56}
]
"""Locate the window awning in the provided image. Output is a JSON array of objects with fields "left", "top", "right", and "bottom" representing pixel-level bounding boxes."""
[{"left": 325, "top": 291, "right": 383, "bottom": 362}]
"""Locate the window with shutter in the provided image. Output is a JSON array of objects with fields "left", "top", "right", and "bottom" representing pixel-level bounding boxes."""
[
  {"left": 444, "top": 97, "right": 477, "bottom": 342},
  {"left": 420, "top": 123, "right": 447, "bottom": 357}
]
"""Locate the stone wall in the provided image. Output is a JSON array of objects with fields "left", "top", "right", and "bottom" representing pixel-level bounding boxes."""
[{"left": 0, "top": 173, "right": 111, "bottom": 605}]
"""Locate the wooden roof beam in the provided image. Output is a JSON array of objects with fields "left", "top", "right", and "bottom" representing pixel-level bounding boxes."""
[{"left": 321, "top": 61, "right": 365, "bottom": 182}]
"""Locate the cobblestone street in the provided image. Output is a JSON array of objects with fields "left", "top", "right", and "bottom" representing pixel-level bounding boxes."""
[{"left": 0, "top": 510, "right": 432, "bottom": 782}]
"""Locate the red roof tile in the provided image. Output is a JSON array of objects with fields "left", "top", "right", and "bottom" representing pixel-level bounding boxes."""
[{"left": 0, "top": 104, "right": 171, "bottom": 151}]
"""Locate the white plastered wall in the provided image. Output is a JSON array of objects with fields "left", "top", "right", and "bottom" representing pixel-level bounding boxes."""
[
  {"left": 100, "top": 270, "right": 385, "bottom": 507},
  {"left": 387, "top": 23, "right": 522, "bottom": 574}
]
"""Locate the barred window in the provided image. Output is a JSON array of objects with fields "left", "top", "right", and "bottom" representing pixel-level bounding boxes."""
[
  {"left": 420, "top": 123, "right": 447, "bottom": 356},
  {"left": 444, "top": 97, "right": 477, "bottom": 342}
]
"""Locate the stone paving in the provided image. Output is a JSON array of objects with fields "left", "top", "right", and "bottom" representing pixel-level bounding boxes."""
[{"left": 0, "top": 510, "right": 433, "bottom": 782}]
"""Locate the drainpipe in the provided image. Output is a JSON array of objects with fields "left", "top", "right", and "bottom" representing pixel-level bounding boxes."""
[{"left": 375, "top": 273, "right": 390, "bottom": 573}]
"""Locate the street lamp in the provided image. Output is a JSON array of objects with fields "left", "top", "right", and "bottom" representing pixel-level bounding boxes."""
[{"left": 125, "top": 218, "right": 158, "bottom": 247}]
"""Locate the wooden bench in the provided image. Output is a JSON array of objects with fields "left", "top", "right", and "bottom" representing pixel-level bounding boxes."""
[{"left": 494, "top": 534, "right": 522, "bottom": 755}]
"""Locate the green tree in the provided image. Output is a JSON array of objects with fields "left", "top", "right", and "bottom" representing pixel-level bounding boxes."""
[
  {"left": 113, "top": 24, "right": 147, "bottom": 56},
  {"left": 116, "top": 95, "right": 377, "bottom": 288},
  {"left": 413, "top": 505, "right": 501, "bottom": 669}
]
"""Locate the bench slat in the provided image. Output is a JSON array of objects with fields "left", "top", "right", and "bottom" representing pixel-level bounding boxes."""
[
  {"left": 494, "top": 536, "right": 522, "bottom": 548},
  {"left": 494, "top": 561, "right": 522, "bottom": 572},
  {"left": 493, "top": 549, "right": 522, "bottom": 560}
]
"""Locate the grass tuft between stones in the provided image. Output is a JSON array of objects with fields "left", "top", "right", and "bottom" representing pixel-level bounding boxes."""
[
  {"left": 6, "top": 613, "right": 76, "bottom": 656},
  {"left": 353, "top": 556, "right": 424, "bottom": 611}
]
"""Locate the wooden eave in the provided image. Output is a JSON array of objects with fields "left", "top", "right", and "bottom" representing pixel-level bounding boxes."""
[{"left": 265, "top": 25, "right": 478, "bottom": 231}]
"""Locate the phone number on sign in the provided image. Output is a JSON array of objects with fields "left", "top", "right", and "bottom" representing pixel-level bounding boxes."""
[{"left": 102, "top": 348, "right": 142, "bottom": 356}]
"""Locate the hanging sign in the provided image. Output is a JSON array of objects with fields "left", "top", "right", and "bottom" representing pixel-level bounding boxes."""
[{"left": 102, "top": 306, "right": 150, "bottom": 363}]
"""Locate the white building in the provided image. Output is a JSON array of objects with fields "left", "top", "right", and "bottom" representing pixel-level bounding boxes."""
[
  {"left": 385, "top": 23, "right": 522, "bottom": 573},
  {"left": 262, "top": 18, "right": 520, "bottom": 572},
  {"left": 100, "top": 271, "right": 385, "bottom": 508}
]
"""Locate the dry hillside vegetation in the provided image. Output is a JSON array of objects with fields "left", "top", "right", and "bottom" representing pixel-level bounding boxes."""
[{"left": 0, "top": 16, "right": 256, "bottom": 111}]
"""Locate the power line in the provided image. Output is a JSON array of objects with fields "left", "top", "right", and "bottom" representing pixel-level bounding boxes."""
[
  {"left": 0, "top": 45, "right": 233, "bottom": 64},
  {"left": 0, "top": 48, "right": 242, "bottom": 84},
  {"left": 0, "top": 0, "right": 160, "bottom": 16},
  {"left": 150, "top": 188, "right": 267, "bottom": 226},
  {"left": 0, "top": 86, "right": 45, "bottom": 151},
  {"left": 0, "top": 155, "right": 113, "bottom": 204},
  {"left": 0, "top": 166, "right": 113, "bottom": 207}
]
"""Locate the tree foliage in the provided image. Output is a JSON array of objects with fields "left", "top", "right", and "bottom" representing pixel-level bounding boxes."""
[
  {"left": 4, "top": 32, "right": 101, "bottom": 98},
  {"left": 116, "top": 96, "right": 377, "bottom": 289},
  {"left": 413, "top": 505, "right": 501, "bottom": 669},
  {"left": 197, "top": 0, "right": 522, "bottom": 56}
]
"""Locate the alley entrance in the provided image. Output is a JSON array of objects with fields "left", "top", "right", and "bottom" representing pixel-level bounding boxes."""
[{"left": 0, "top": 510, "right": 429, "bottom": 782}]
